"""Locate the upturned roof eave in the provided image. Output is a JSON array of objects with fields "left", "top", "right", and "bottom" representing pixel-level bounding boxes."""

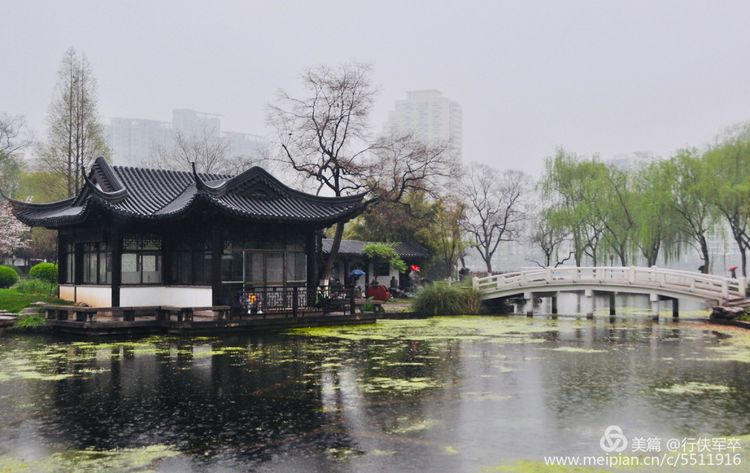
[{"left": 4, "top": 157, "right": 367, "bottom": 228}]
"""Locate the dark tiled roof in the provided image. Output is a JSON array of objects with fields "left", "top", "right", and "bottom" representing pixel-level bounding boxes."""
[
  {"left": 7, "top": 157, "right": 365, "bottom": 228},
  {"left": 322, "top": 239, "right": 430, "bottom": 259}
]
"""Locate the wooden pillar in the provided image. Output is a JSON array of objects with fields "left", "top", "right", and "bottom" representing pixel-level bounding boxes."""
[
  {"left": 56, "top": 232, "right": 65, "bottom": 297},
  {"left": 211, "top": 224, "right": 222, "bottom": 306},
  {"left": 162, "top": 229, "right": 174, "bottom": 285},
  {"left": 110, "top": 227, "right": 122, "bottom": 307},
  {"left": 672, "top": 298, "right": 679, "bottom": 319},
  {"left": 73, "top": 242, "right": 84, "bottom": 285},
  {"left": 306, "top": 230, "right": 318, "bottom": 293},
  {"left": 292, "top": 286, "right": 299, "bottom": 318},
  {"left": 609, "top": 293, "right": 616, "bottom": 316}
]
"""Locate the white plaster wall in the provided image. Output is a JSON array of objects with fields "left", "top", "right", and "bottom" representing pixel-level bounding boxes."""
[
  {"left": 59, "top": 285, "right": 75, "bottom": 303},
  {"left": 75, "top": 286, "right": 112, "bottom": 307},
  {"left": 58, "top": 285, "right": 111, "bottom": 307},
  {"left": 120, "top": 286, "right": 212, "bottom": 307}
]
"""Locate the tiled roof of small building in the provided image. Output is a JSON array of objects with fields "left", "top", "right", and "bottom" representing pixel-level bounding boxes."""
[
  {"left": 5, "top": 157, "right": 365, "bottom": 228},
  {"left": 321, "top": 239, "right": 430, "bottom": 259}
]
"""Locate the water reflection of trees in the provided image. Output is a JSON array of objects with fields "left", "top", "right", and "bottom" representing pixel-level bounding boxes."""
[
  {"left": 316, "top": 336, "right": 466, "bottom": 473},
  {"left": 39, "top": 335, "right": 355, "bottom": 466},
  {"left": 27, "top": 332, "right": 464, "bottom": 469}
]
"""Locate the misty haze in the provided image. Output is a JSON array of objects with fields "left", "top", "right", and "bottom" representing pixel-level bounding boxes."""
[{"left": 1, "top": 1, "right": 750, "bottom": 472}]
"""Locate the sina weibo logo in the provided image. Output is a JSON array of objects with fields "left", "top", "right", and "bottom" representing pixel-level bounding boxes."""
[{"left": 600, "top": 425, "right": 628, "bottom": 453}]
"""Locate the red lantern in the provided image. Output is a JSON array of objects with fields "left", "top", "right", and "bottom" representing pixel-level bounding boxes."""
[{"left": 410, "top": 264, "right": 421, "bottom": 272}]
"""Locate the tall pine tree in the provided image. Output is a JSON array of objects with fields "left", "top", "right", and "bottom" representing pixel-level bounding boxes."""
[{"left": 40, "top": 48, "right": 108, "bottom": 197}]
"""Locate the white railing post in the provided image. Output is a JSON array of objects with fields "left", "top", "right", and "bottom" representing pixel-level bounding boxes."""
[
  {"left": 472, "top": 277, "right": 479, "bottom": 290},
  {"left": 629, "top": 266, "right": 635, "bottom": 284}
]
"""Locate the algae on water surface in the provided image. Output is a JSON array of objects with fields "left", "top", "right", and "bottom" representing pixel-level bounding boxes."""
[{"left": 0, "top": 444, "right": 180, "bottom": 473}]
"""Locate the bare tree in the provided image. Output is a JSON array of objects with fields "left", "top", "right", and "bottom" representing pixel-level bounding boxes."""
[
  {"left": 269, "top": 63, "right": 452, "bottom": 283},
  {"left": 153, "top": 127, "right": 233, "bottom": 174},
  {"left": 0, "top": 114, "right": 31, "bottom": 156},
  {"left": 460, "top": 164, "right": 530, "bottom": 273},
  {"left": 0, "top": 113, "right": 31, "bottom": 197},
  {"left": 433, "top": 196, "right": 469, "bottom": 277},
  {"left": 368, "top": 132, "right": 454, "bottom": 202},
  {"left": 529, "top": 215, "right": 573, "bottom": 268},
  {"left": 39, "top": 48, "right": 108, "bottom": 197}
]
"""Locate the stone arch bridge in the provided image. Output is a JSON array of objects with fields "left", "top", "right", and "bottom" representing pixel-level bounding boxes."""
[{"left": 472, "top": 266, "right": 747, "bottom": 318}]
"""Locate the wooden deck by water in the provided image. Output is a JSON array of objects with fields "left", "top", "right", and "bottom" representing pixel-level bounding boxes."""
[{"left": 42, "top": 305, "right": 376, "bottom": 337}]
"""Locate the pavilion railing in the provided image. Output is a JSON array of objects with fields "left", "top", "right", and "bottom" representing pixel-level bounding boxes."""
[{"left": 229, "top": 285, "right": 355, "bottom": 317}]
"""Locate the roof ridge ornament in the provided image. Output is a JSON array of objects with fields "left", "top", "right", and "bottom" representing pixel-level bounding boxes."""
[
  {"left": 79, "top": 165, "right": 128, "bottom": 204},
  {"left": 191, "top": 162, "right": 226, "bottom": 196},
  {"left": 226, "top": 167, "right": 285, "bottom": 199}
]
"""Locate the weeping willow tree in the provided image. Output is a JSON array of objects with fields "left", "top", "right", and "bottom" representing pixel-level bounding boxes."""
[
  {"left": 664, "top": 149, "right": 716, "bottom": 273},
  {"left": 598, "top": 165, "right": 637, "bottom": 266},
  {"left": 539, "top": 124, "right": 750, "bottom": 273},
  {"left": 630, "top": 160, "right": 683, "bottom": 267},
  {"left": 541, "top": 149, "right": 682, "bottom": 268},
  {"left": 703, "top": 124, "right": 750, "bottom": 276},
  {"left": 541, "top": 149, "right": 611, "bottom": 266}
]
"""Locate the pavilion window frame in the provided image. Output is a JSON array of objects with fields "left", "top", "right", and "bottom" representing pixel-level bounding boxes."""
[
  {"left": 221, "top": 245, "right": 308, "bottom": 287},
  {"left": 81, "top": 241, "right": 111, "bottom": 285},
  {"left": 172, "top": 237, "right": 212, "bottom": 285},
  {"left": 62, "top": 242, "right": 75, "bottom": 284},
  {"left": 121, "top": 234, "right": 163, "bottom": 285}
]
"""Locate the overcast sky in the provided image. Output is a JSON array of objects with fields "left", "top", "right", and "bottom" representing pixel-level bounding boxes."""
[{"left": 2, "top": 0, "right": 749, "bottom": 175}]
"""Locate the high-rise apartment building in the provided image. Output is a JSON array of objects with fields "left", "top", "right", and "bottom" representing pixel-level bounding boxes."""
[
  {"left": 172, "top": 109, "right": 221, "bottom": 139},
  {"left": 224, "top": 131, "right": 266, "bottom": 160},
  {"left": 105, "top": 109, "right": 265, "bottom": 167},
  {"left": 106, "top": 118, "right": 171, "bottom": 166},
  {"left": 383, "top": 90, "right": 463, "bottom": 160}
]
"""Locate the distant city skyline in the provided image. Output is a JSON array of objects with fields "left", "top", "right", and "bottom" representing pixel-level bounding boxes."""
[
  {"left": 2, "top": 1, "right": 748, "bottom": 176},
  {"left": 383, "top": 90, "right": 463, "bottom": 161},
  {"left": 105, "top": 108, "right": 266, "bottom": 167}
]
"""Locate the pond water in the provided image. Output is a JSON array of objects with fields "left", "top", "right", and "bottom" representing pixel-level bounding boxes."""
[{"left": 1, "top": 316, "right": 749, "bottom": 472}]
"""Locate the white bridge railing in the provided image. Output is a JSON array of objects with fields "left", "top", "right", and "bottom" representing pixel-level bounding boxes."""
[{"left": 472, "top": 266, "right": 746, "bottom": 302}]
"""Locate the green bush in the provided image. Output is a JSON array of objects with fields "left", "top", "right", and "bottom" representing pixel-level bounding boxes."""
[
  {"left": 14, "top": 314, "right": 47, "bottom": 329},
  {"left": 29, "top": 262, "right": 58, "bottom": 284},
  {"left": 0, "top": 265, "right": 19, "bottom": 288},
  {"left": 15, "top": 278, "right": 56, "bottom": 295},
  {"left": 412, "top": 282, "right": 482, "bottom": 315},
  {"left": 362, "top": 242, "right": 408, "bottom": 273}
]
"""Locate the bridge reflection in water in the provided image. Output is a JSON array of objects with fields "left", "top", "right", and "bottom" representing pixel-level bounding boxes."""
[{"left": 473, "top": 266, "right": 747, "bottom": 319}]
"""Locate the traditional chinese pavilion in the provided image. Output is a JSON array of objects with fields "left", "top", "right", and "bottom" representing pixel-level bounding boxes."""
[{"left": 6, "top": 157, "right": 364, "bottom": 311}]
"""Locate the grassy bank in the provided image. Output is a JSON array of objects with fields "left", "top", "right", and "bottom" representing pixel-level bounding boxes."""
[{"left": 0, "top": 287, "right": 64, "bottom": 313}]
